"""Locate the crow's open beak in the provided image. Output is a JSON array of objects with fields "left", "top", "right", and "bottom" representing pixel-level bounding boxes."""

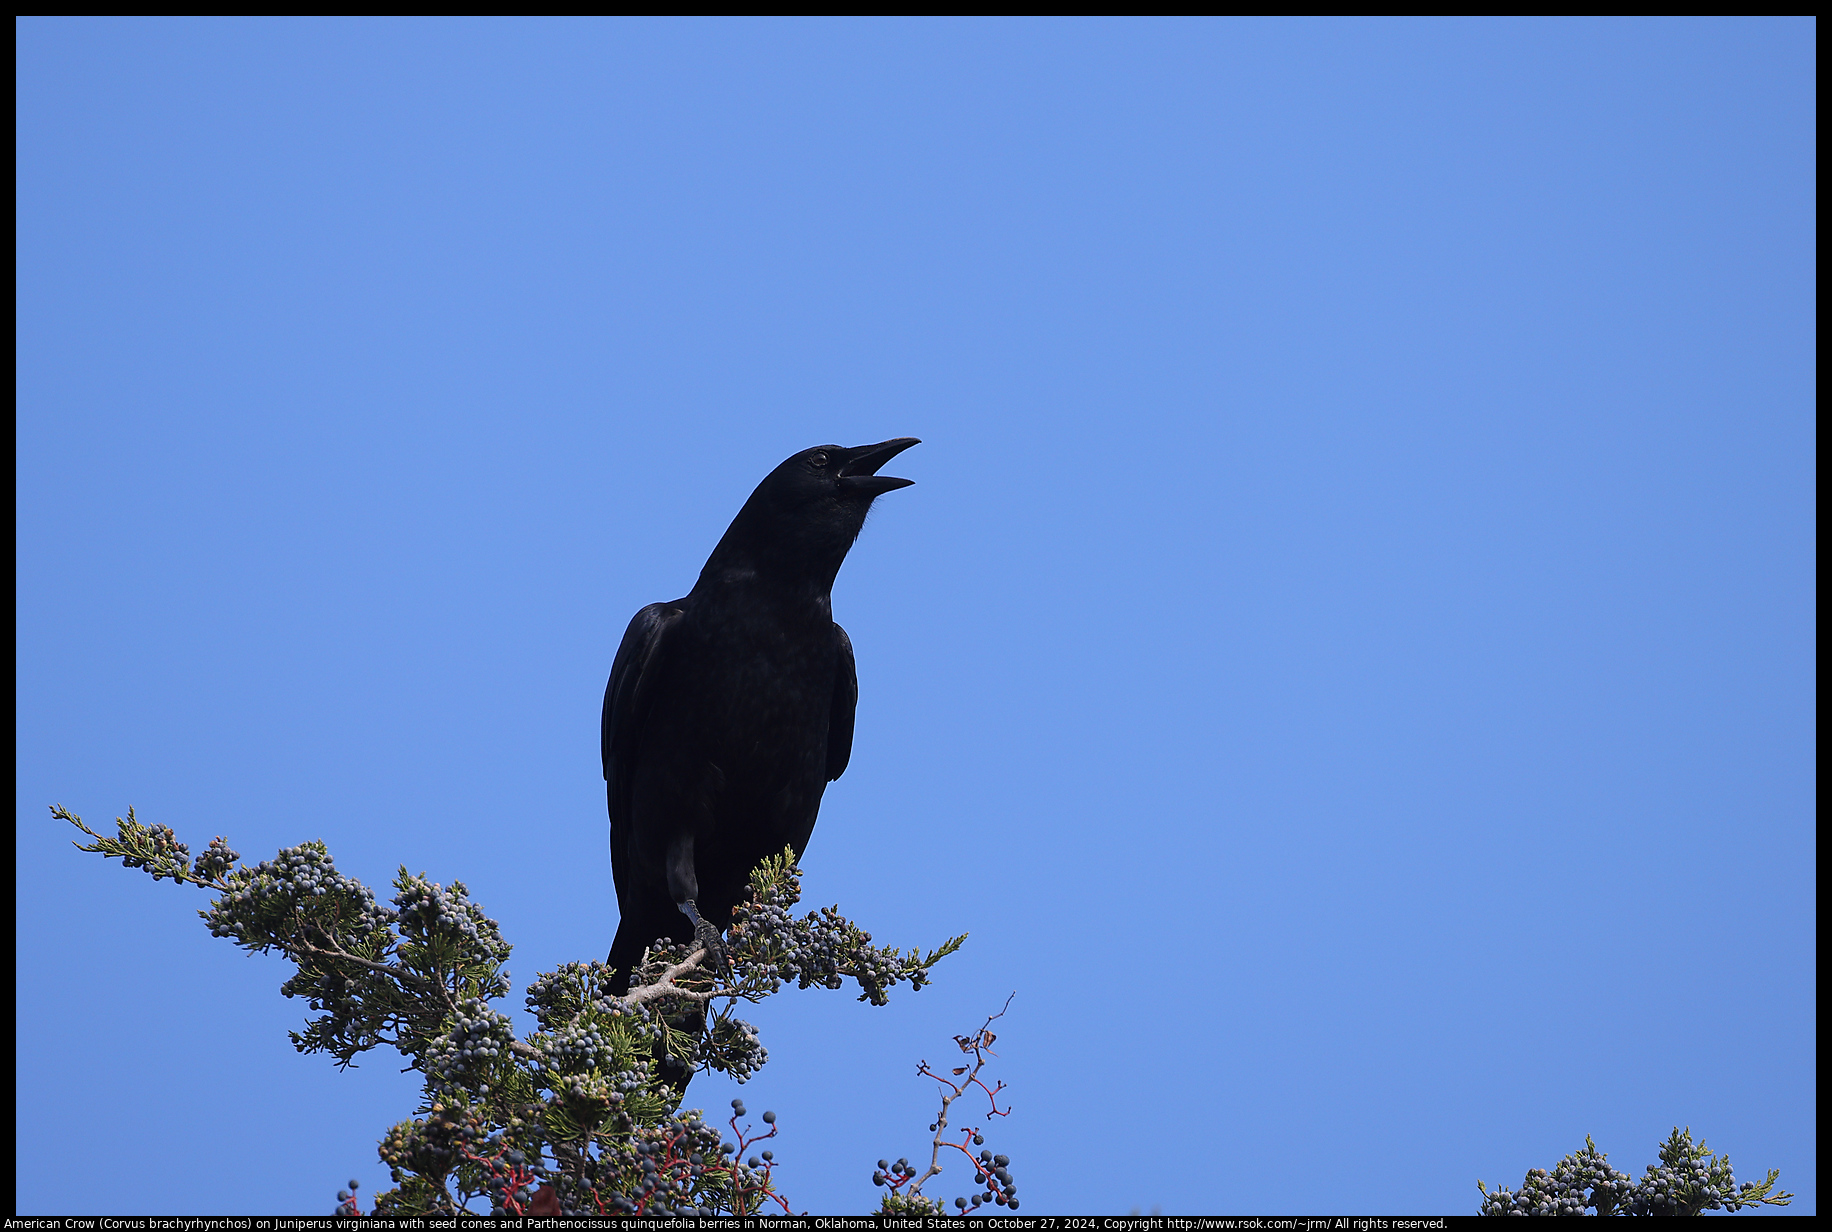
[{"left": 838, "top": 438, "right": 920, "bottom": 494}]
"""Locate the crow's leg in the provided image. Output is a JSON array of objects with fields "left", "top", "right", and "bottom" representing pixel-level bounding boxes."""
[
  {"left": 666, "top": 831, "right": 727, "bottom": 973},
  {"left": 678, "top": 899, "right": 728, "bottom": 977}
]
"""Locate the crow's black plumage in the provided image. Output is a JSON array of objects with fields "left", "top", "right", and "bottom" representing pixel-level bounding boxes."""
[{"left": 602, "top": 440, "right": 918, "bottom": 1044}]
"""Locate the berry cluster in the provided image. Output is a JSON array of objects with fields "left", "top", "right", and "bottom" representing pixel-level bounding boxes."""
[
  {"left": 332, "top": 1178, "right": 361, "bottom": 1217},
  {"left": 424, "top": 999, "right": 518, "bottom": 1098},
  {"left": 958, "top": 1151, "right": 1018, "bottom": 1212},
  {"left": 524, "top": 961, "right": 630, "bottom": 1028},
  {"left": 521, "top": 961, "right": 654, "bottom": 1114},
  {"left": 120, "top": 820, "right": 189, "bottom": 878},
  {"left": 374, "top": 1104, "right": 473, "bottom": 1212},
  {"left": 205, "top": 843, "right": 397, "bottom": 945},
  {"left": 1478, "top": 1128, "right": 1792, "bottom": 1216},
  {"left": 394, "top": 875, "right": 512, "bottom": 974},
  {"left": 721, "top": 853, "right": 967, "bottom": 1008},
  {"left": 193, "top": 835, "right": 242, "bottom": 883},
  {"left": 1476, "top": 1137, "right": 1631, "bottom": 1216},
  {"left": 871, "top": 1145, "right": 1019, "bottom": 1216},
  {"left": 465, "top": 1134, "right": 546, "bottom": 1214},
  {"left": 370, "top": 1101, "right": 551, "bottom": 1216},
  {"left": 60, "top": 805, "right": 209, "bottom": 886},
  {"left": 704, "top": 1013, "right": 769, "bottom": 1083}
]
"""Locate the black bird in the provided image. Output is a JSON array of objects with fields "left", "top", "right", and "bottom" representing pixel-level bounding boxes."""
[{"left": 602, "top": 439, "right": 919, "bottom": 1022}]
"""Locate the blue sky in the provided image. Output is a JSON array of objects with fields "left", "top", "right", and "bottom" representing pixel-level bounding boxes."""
[{"left": 15, "top": 17, "right": 1814, "bottom": 1216}]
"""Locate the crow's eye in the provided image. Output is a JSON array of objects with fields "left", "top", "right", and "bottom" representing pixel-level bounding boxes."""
[{"left": 810, "top": 451, "right": 830, "bottom": 467}]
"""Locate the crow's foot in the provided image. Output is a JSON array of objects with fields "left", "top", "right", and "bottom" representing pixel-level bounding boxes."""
[
  {"left": 678, "top": 898, "right": 730, "bottom": 979},
  {"left": 692, "top": 916, "right": 729, "bottom": 976}
]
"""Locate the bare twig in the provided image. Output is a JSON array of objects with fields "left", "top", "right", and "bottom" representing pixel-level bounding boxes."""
[
  {"left": 909, "top": 993, "right": 1015, "bottom": 1196},
  {"left": 616, "top": 945, "right": 751, "bottom": 1009}
]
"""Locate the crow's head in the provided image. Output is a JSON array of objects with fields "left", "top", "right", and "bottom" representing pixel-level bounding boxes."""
[
  {"left": 773, "top": 438, "right": 920, "bottom": 502},
  {"left": 702, "top": 438, "right": 919, "bottom": 588}
]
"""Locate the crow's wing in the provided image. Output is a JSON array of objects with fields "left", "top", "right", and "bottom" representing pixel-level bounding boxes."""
[
  {"left": 603, "top": 600, "right": 686, "bottom": 909},
  {"left": 826, "top": 623, "right": 859, "bottom": 781}
]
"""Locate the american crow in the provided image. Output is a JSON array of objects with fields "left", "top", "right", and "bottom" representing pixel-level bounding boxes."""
[{"left": 602, "top": 439, "right": 919, "bottom": 1027}]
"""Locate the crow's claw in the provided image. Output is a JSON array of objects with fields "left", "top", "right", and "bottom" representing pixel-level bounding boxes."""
[{"left": 693, "top": 917, "right": 729, "bottom": 978}]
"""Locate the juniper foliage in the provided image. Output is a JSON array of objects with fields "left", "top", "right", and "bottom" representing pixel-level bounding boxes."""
[
  {"left": 61, "top": 804, "right": 964, "bottom": 1216},
  {"left": 1477, "top": 1128, "right": 1792, "bottom": 1216}
]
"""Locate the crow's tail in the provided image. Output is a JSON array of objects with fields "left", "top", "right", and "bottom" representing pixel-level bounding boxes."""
[
  {"left": 606, "top": 916, "right": 704, "bottom": 1098},
  {"left": 605, "top": 918, "right": 645, "bottom": 995}
]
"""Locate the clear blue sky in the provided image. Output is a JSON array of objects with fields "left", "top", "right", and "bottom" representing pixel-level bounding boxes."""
[{"left": 15, "top": 17, "right": 1815, "bottom": 1217}]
